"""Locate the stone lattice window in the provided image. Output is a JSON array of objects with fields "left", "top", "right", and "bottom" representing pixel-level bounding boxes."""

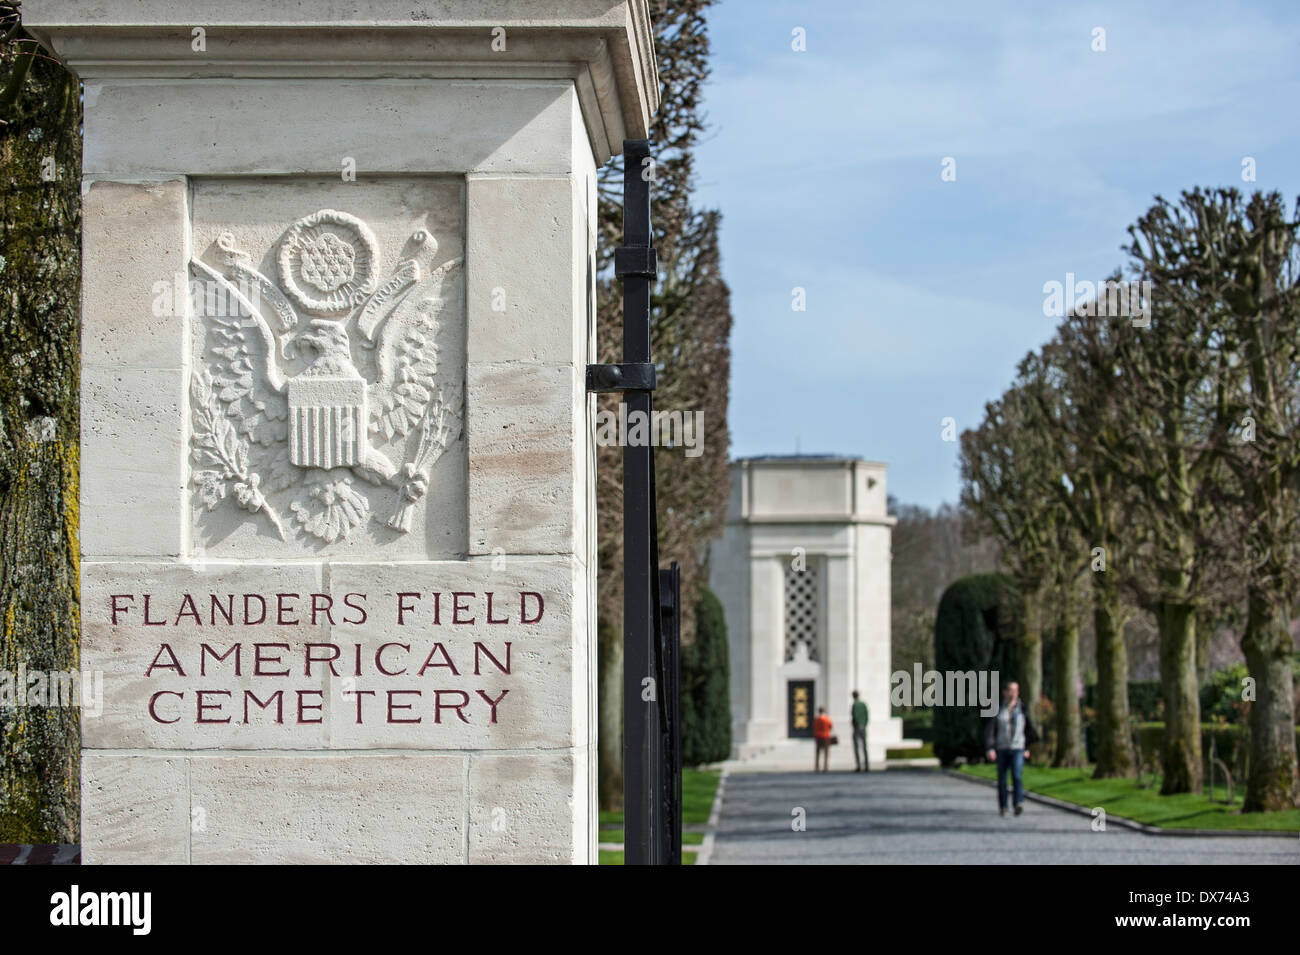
[{"left": 783, "top": 561, "right": 819, "bottom": 662}]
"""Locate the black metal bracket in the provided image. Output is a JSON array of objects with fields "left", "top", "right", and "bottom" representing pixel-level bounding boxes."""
[
  {"left": 614, "top": 246, "right": 658, "bottom": 278},
  {"left": 586, "top": 362, "right": 657, "bottom": 393}
]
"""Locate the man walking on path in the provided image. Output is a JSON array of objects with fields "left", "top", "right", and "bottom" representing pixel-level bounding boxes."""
[
  {"left": 984, "top": 681, "right": 1037, "bottom": 816},
  {"left": 851, "top": 690, "right": 870, "bottom": 771},
  {"left": 813, "top": 707, "right": 833, "bottom": 772}
]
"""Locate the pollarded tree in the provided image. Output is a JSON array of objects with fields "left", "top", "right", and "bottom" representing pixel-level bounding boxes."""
[
  {"left": 1007, "top": 358, "right": 1089, "bottom": 767},
  {"left": 1169, "top": 188, "right": 1300, "bottom": 811},
  {"left": 960, "top": 382, "right": 1075, "bottom": 738},
  {"left": 1035, "top": 302, "right": 1137, "bottom": 778},
  {"left": 1095, "top": 192, "right": 1243, "bottom": 794}
]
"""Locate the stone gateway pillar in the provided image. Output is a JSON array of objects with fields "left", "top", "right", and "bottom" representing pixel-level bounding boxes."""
[{"left": 26, "top": 1, "right": 656, "bottom": 864}]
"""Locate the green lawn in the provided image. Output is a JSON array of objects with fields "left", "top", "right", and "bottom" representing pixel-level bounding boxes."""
[
  {"left": 959, "top": 763, "right": 1300, "bottom": 831},
  {"left": 599, "top": 768, "right": 721, "bottom": 828},
  {"left": 600, "top": 829, "right": 704, "bottom": 845},
  {"left": 598, "top": 768, "right": 722, "bottom": 864},
  {"left": 599, "top": 849, "right": 698, "bottom": 865}
]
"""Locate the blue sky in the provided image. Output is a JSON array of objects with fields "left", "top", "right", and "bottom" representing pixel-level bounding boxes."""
[{"left": 692, "top": 1, "right": 1300, "bottom": 509}]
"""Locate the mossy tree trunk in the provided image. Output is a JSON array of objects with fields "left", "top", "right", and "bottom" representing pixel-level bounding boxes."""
[
  {"left": 1156, "top": 598, "right": 1202, "bottom": 795},
  {"left": 0, "top": 21, "right": 83, "bottom": 843},
  {"left": 1241, "top": 589, "right": 1299, "bottom": 811},
  {"left": 1018, "top": 585, "right": 1043, "bottom": 729},
  {"left": 1091, "top": 569, "right": 1134, "bottom": 777},
  {"left": 1051, "top": 610, "right": 1083, "bottom": 768}
]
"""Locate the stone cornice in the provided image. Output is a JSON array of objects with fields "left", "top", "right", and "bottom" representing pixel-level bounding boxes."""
[{"left": 23, "top": 1, "right": 658, "bottom": 164}]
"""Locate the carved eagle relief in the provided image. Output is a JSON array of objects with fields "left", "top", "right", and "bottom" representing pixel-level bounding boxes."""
[{"left": 189, "top": 209, "right": 463, "bottom": 545}]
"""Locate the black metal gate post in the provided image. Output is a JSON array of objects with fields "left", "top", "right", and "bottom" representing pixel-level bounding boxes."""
[
  {"left": 586, "top": 139, "right": 683, "bottom": 865},
  {"left": 659, "top": 560, "right": 683, "bottom": 865},
  {"left": 619, "top": 137, "right": 657, "bottom": 866}
]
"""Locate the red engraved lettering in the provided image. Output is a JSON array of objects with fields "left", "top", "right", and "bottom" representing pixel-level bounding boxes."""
[
  {"left": 200, "top": 643, "right": 241, "bottom": 676},
  {"left": 175, "top": 594, "right": 202, "bottom": 626},
  {"left": 310, "top": 593, "right": 335, "bottom": 626},
  {"left": 253, "top": 643, "right": 291, "bottom": 676},
  {"left": 352, "top": 688, "right": 376, "bottom": 724},
  {"left": 342, "top": 593, "right": 367, "bottom": 625},
  {"left": 434, "top": 689, "right": 471, "bottom": 724},
  {"left": 244, "top": 594, "right": 268, "bottom": 625},
  {"left": 196, "top": 689, "right": 232, "bottom": 724},
  {"left": 209, "top": 594, "right": 235, "bottom": 625},
  {"left": 148, "top": 690, "right": 183, "bottom": 723},
  {"left": 417, "top": 643, "right": 460, "bottom": 676},
  {"left": 476, "top": 688, "right": 509, "bottom": 724},
  {"left": 520, "top": 592, "right": 544, "bottom": 624},
  {"left": 375, "top": 642, "right": 409, "bottom": 676},
  {"left": 146, "top": 644, "right": 186, "bottom": 677},
  {"left": 473, "top": 641, "right": 511, "bottom": 675},
  {"left": 110, "top": 594, "right": 135, "bottom": 625},
  {"left": 396, "top": 593, "right": 421, "bottom": 625},
  {"left": 276, "top": 593, "right": 300, "bottom": 626},
  {"left": 296, "top": 689, "right": 324, "bottom": 723},
  {"left": 243, "top": 689, "right": 284, "bottom": 724},
  {"left": 387, "top": 689, "right": 423, "bottom": 724},
  {"left": 304, "top": 643, "right": 341, "bottom": 677},
  {"left": 452, "top": 592, "right": 475, "bottom": 625},
  {"left": 143, "top": 594, "right": 166, "bottom": 626}
]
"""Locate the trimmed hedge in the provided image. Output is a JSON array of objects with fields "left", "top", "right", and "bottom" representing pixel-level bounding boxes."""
[
  {"left": 681, "top": 586, "right": 731, "bottom": 766},
  {"left": 933, "top": 573, "right": 1019, "bottom": 766},
  {"left": 1082, "top": 657, "right": 1300, "bottom": 726},
  {"left": 901, "top": 709, "right": 935, "bottom": 743},
  {"left": 1082, "top": 680, "right": 1163, "bottom": 722},
  {"left": 1130, "top": 721, "right": 1300, "bottom": 778}
]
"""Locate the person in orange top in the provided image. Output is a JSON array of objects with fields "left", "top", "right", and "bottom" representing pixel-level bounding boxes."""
[{"left": 812, "top": 707, "right": 833, "bottom": 772}]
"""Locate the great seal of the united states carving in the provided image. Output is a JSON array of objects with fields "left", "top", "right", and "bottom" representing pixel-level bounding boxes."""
[{"left": 188, "top": 210, "right": 462, "bottom": 545}]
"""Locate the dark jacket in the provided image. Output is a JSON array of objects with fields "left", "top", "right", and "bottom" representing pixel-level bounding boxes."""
[{"left": 983, "top": 699, "right": 1039, "bottom": 752}]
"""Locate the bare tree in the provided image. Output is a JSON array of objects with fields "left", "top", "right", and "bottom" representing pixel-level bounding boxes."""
[
  {"left": 1036, "top": 303, "right": 1137, "bottom": 777},
  {"left": 960, "top": 385, "right": 1065, "bottom": 735},
  {"left": 1173, "top": 189, "right": 1300, "bottom": 810},
  {"left": 1093, "top": 192, "right": 1242, "bottom": 794},
  {"left": 594, "top": 0, "right": 732, "bottom": 811}
]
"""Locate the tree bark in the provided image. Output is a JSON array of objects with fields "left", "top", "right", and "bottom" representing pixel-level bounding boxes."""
[
  {"left": 1051, "top": 614, "right": 1083, "bottom": 767},
  {"left": 0, "top": 34, "right": 82, "bottom": 842},
  {"left": 1241, "top": 589, "right": 1300, "bottom": 811},
  {"left": 1156, "top": 600, "right": 1202, "bottom": 794},
  {"left": 1194, "top": 606, "right": 1214, "bottom": 685},
  {"left": 597, "top": 618, "right": 623, "bottom": 812},
  {"left": 1019, "top": 586, "right": 1043, "bottom": 728},
  {"left": 1091, "top": 572, "right": 1134, "bottom": 777}
]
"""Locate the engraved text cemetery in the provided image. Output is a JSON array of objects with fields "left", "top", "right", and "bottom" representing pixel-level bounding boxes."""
[{"left": 106, "top": 589, "right": 543, "bottom": 727}]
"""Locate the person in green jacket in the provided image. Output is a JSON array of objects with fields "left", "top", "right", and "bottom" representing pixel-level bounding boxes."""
[{"left": 851, "top": 690, "right": 870, "bottom": 772}]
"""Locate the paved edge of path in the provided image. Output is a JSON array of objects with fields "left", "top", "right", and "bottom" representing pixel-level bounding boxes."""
[
  {"left": 695, "top": 768, "right": 730, "bottom": 866},
  {"left": 944, "top": 769, "right": 1292, "bottom": 838},
  {"left": 0, "top": 844, "right": 80, "bottom": 864}
]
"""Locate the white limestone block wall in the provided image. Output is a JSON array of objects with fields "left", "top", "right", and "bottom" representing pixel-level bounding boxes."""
[{"left": 28, "top": 0, "right": 657, "bottom": 864}]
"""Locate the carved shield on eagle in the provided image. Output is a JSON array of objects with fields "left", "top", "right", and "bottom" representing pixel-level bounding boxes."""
[{"left": 188, "top": 208, "right": 464, "bottom": 546}]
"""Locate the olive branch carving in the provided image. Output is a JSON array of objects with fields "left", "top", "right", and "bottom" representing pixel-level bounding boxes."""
[{"left": 190, "top": 369, "right": 287, "bottom": 540}]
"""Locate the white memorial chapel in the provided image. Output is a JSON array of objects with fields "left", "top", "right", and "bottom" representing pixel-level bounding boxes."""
[{"left": 709, "top": 456, "right": 908, "bottom": 768}]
